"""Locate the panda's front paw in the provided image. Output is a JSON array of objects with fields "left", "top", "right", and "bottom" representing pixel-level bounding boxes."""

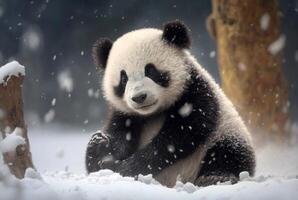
[
  {"left": 88, "top": 131, "right": 110, "bottom": 147},
  {"left": 99, "top": 158, "right": 119, "bottom": 171},
  {"left": 87, "top": 131, "right": 112, "bottom": 160},
  {"left": 110, "top": 160, "right": 136, "bottom": 178}
]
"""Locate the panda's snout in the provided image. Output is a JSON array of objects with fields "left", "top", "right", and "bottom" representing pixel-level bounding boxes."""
[{"left": 131, "top": 93, "right": 147, "bottom": 104}]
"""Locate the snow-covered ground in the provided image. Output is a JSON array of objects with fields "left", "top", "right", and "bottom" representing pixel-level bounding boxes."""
[{"left": 1, "top": 125, "right": 298, "bottom": 200}]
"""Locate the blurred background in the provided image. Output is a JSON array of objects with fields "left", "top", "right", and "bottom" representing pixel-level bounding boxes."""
[{"left": 0, "top": 0, "right": 297, "bottom": 128}]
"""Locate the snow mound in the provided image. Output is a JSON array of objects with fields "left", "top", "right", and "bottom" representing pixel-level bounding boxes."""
[
  {"left": 0, "top": 170, "right": 297, "bottom": 200},
  {"left": 0, "top": 127, "right": 25, "bottom": 153},
  {"left": 1, "top": 125, "right": 297, "bottom": 200},
  {"left": 0, "top": 61, "right": 25, "bottom": 84}
]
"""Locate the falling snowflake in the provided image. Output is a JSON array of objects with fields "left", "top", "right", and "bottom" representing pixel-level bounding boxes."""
[
  {"left": 178, "top": 103, "right": 193, "bottom": 117},
  {"left": 167, "top": 145, "right": 175, "bottom": 153},
  {"left": 44, "top": 109, "right": 55, "bottom": 123},
  {"left": 22, "top": 27, "right": 41, "bottom": 51},
  {"left": 125, "top": 119, "right": 131, "bottom": 127},
  {"left": 51, "top": 98, "right": 56, "bottom": 106},
  {"left": 209, "top": 51, "right": 216, "bottom": 58},
  {"left": 268, "top": 35, "right": 286, "bottom": 55},
  {"left": 57, "top": 70, "right": 74, "bottom": 93},
  {"left": 260, "top": 13, "right": 270, "bottom": 30},
  {"left": 88, "top": 88, "right": 94, "bottom": 97},
  {"left": 126, "top": 132, "right": 131, "bottom": 141}
]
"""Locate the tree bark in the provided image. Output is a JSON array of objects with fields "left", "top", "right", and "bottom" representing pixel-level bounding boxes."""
[
  {"left": 0, "top": 75, "right": 34, "bottom": 178},
  {"left": 208, "top": 0, "right": 290, "bottom": 142}
]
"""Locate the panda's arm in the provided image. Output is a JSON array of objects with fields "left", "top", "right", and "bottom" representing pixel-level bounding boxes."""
[
  {"left": 112, "top": 97, "right": 218, "bottom": 177},
  {"left": 85, "top": 110, "right": 143, "bottom": 173},
  {"left": 110, "top": 72, "right": 219, "bottom": 177},
  {"left": 105, "top": 110, "right": 144, "bottom": 160}
]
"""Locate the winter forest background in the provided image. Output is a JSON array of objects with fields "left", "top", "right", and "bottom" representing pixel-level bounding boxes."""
[
  {"left": 1, "top": 0, "right": 297, "bottom": 126},
  {"left": 1, "top": 0, "right": 298, "bottom": 199}
]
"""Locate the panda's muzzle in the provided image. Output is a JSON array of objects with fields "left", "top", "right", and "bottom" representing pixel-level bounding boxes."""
[
  {"left": 130, "top": 91, "right": 158, "bottom": 110},
  {"left": 131, "top": 93, "right": 147, "bottom": 104}
]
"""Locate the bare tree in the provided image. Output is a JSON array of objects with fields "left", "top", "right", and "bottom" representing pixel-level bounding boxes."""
[
  {"left": 0, "top": 69, "right": 34, "bottom": 178},
  {"left": 208, "top": 0, "right": 290, "bottom": 142}
]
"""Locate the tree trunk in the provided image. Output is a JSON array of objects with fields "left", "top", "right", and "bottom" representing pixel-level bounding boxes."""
[
  {"left": 0, "top": 75, "right": 34, "bottom": 178},
  {"left": 208, "top": 0, "right": 290, "bottom": 142}
]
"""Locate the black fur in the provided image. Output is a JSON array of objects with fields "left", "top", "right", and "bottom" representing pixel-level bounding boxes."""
[
  {"left": 145, "top": 63, "right": 170, "bottom": 87},
  {"left": 86, "top": 109, "right": 144, "bottom": 173},
  {"left": 92, "top": 38, "right": 113, "bottom": 70},
  {"left": 114, "top": 70, "right": 128, "bottom": 98},
  {"left": 86, "top": 68, "right": 220, "bottom": 177},
  {"left": 197, "top": 133, "right": 256, "bottom": 183},
  {"left": 162, "top": 20, "right": 191, "bottom": 49}
]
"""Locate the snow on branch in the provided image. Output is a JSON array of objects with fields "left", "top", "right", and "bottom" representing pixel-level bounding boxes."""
[{"left": 0, "top": 61, "right": 25, "bottom": 85}]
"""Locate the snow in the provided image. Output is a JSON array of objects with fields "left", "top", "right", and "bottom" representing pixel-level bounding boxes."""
[
  {"left": 0, "top": 127, "right": 25, "bottom": 153},
  {"left": 125, "top": 119, "right": 131, "bottom": 127},
  {"left": 51, "top": 98, "right": 56, "bottom": 106},
  {"left": 260, "top": 13, "right": 270, "bottom": 30},
  {"left": 126, "top": 132, "right": 132, "bottom": 141},
  {"left": 0, "top": 125, "right": 298, "bottom": 200},
  {"left": 44, "top": 109, "right": 55, "bottom": 123},
  {"left": 57, "top": 70, "right": 74, "bottom": 93},
  {"left": 0, "top": 61, "right": 25, "bottom": 84},
  {"left": 167, "top": 144, "right": 175, "bottom": 153},
  {"left": 239, "top": 171, "right": 250, "bottom": 181},
  {"left": 178, "top": 103, "right": 193, "bottom": 117},
  {"left": 87, "top": 88, "right": 100, "bottom": 99},
  {"left": 209, "top": 51, "right": 216, "bottom": 58},
  {"left": 268, "top": 35, "right": 286, "bottom": 55},
  {"left": 22, "top": 27, "right": 41, "bottom": 50},
  {"left": 1, "top": 168, "right": 297, "bottom": 200}
]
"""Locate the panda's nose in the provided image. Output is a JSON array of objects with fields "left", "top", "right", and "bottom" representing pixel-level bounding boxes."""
[{"left": 132, "top": 93, "right": 147, "bottom": 104}]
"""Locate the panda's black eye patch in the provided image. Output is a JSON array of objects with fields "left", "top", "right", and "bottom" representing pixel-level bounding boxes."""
[
  {"left": 114, "top": 70, "right": 128, "bottom": 98},
  {"left": 145, "top": 63, "right": 170, "bottom": 87}
]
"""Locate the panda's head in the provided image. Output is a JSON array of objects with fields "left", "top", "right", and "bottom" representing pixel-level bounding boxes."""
[{"left": 93, "top": 21, "right": 191, "bottom": 115}]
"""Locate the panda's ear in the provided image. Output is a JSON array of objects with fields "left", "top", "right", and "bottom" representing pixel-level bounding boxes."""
[
  {"left": 92, "top": 38, "right": 113, "bottom": 70},
  {"left": 162, "top": 20, "right": 191, "bottom": 49}
]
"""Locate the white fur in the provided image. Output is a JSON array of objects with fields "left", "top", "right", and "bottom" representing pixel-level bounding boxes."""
[
  {"left": 103, "top": 28, "right": 189, "bottom": 115},
  {"left": 138, "top": 114, "right": 165, "bottom": 149}
]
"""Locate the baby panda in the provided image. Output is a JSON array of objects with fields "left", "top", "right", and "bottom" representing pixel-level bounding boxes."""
[{"left": 86, "top": 20, "right": 255, "bottom": 187}]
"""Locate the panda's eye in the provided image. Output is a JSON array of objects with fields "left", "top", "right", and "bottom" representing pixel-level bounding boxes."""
[
  {"left": 145, "top": 63, "right": 170, "bottom": 87},
  {"left": 120, "top": 70, "right": 128, "bottom": 85},
  {"left": 114, "top": 70, "right": 128, "bottom": 98}
]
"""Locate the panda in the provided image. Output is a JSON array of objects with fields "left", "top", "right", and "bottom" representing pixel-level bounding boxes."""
[{"left": 86, "top": 20, "right": 256, "bottom": 187}]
